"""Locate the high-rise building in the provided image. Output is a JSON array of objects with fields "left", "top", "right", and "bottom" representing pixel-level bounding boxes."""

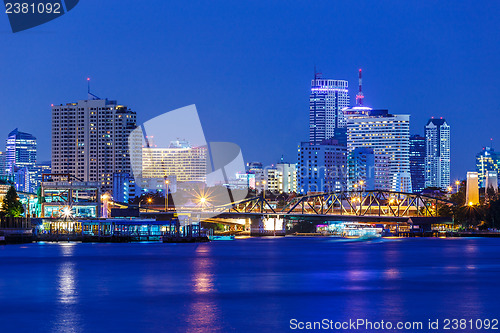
[
  {"left": 409, "top": 135, "right": 426, "bottom": 193},
  {"left": 141, "top": 140, "right": 207, "bottom": 183},
  {"left": 347, "top": 147, "right": 391, "bottom": 191},
  {"left": 51, "top": 98, "right": 137, "bottom": 194},
  {"left": 425, "top": 118, "right": 450, "bottom": 189},
  {"left": 298, "top": 140, "right": 347, "bottom": 194},
  {"left": 5, "top": 128, "right": 37, "bottom": 173},
  {"left": 346, "top": 108, "right": 412, "bottom": 192},
  {"left": 309, "top": 75, "right": 350, "bottom": 145},
  {"left": 5, "top": 128, "right": 37, "bottom": 192},
  {"left": 476, "top": 147, "right": 500, "bottom": 187}
]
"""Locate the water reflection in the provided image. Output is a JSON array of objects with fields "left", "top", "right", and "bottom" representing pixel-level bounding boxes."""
[
  {"left": 185, "top": 244, "right": 221, "bottom": 333},
  {"left": 52, "top": 244, "right": 83, "bottom": 333}
]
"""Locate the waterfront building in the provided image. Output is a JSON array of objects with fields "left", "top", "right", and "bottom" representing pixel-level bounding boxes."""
[
  {"left": 298, "top": 140, "right": 347, "bottom": 194},
  {"left": 142, "top": 140, "right": 207, "bottom": 183},
  {"left": 51, "top": 97, "right": 137, "bottom": 194},
  {"left": 425, "top": 118, "right": 451, "bottom": 189},
  {"left": 466, "top": 172, "right": 479, "bottom": 206},
  {"left": 346, "top": 107, "right": 411, "bottom": 192},
  {"left": 409, "top": 135, "right": 426, "bottom": 193},
  {"left": 309, "top": 74, "right": 350, "bottom": 145},
  {"left": 5, "top": 128, "right": 37, "bottom": 192},
  {"left": 347, "top": 147, "right": 391, "bottom": 191},
  {"left": 40, "top": 174, "right": 101, "bottom": 218},
  {"left": 476, "top": 147, "right": 500, "bottom": 188}
]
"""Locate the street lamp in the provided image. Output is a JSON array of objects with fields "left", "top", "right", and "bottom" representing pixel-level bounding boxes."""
[
  {"left": 164, "top": 177, "right": 170, "bottom": 212},
  {"left": 262, "top": 180, "right": 266, "bottom": 200},
  {"left": 455, "top": 180, "right": 460, "bottom": 193}
]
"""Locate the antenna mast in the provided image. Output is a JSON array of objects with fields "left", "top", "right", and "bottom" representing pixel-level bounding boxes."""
[{"left": 356, "top": 68, "right": 364, "bottom": 106}]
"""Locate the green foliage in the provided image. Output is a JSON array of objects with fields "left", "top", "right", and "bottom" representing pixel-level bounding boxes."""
[{"left": 1, "top": 186, "right": 24, "bottom": 217}]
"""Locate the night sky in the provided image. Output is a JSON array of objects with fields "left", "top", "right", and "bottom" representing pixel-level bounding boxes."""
[{"left": 1, "top": 0, "right": 499, "bottom": 180}]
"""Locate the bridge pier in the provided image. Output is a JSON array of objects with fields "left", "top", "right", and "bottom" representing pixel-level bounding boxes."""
[{"left": 250, "top": 215, "right": 286, "bottom": 237}]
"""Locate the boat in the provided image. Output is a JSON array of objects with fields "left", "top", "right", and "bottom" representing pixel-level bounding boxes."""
[{"left": 209, "top": 235, "right": 235, "bottom": 241}]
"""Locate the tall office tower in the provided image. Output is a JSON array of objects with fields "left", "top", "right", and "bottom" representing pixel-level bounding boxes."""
[
  {"left": 298, "top": 140, "right": 347, "bottom": 194},
  {"left": 51, "top": 98, "right": 137, "bottom": 194},
  {"left": 5, "top": 128, "right": 37, "bottom": 173},
  {"left": 347, "top": 147, "right": 390, "bottom": 191},
  {"left": 425, "top": 118, "right": 451, "bottom": 189},
  {"left": 476, "top": 147, "right": 500, "bottom": 187},
  {"left": 309, "top": 74, "right": 350, "bottom": 145},
  {"left": 141, "top": 140, "right": 207, "bottom": 182},
  {"left": 5, "top": 128, "right": 37, "bottom": 192},
  {"left": 346, "top": 108, "right": 412, "bottom": 192},
  {"left": 409, "top": 135, "right": 426, "bottom": 193},
  {"left": 466, "top": 171, "right": 479, "bottom": 205}
]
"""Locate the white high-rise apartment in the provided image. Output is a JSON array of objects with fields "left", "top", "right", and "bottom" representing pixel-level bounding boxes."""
[
  {"left": 425, "top": 118, "right": 450, "bottom": 189},
  {"left": 346, "top": 107, "right": 411, "bottom": 192},
  {"left": 51, "top": 97, "right": 137, "bottom": 193},
  {"left": 309, "top": 75, "right": 350, "bottom": 145}
]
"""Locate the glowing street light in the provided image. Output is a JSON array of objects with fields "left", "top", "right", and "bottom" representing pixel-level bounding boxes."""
[
  {"left": 164, "top": 177, "right": 170, "bottom": 212},
  {"left": 455, "top": 180, "right": 461, "bottom": 193}
]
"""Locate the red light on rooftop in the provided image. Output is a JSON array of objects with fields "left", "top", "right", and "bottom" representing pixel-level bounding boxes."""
[{"left": 87, "top": 77, "right": 90, "bottom": 81}]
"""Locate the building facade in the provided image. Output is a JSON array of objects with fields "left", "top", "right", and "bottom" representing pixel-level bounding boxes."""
[
  {"left": 141, "top": 140, "right": 207, "bottom": 183},
  {"left": 309, "top": 76, "right": 350, "bottom": 145},
  {"left": 5, "top": 128, "right": 37, "bottom": 193},
  {"left": 476, "top": 147, "right": 500, "bottom": 188},
  {"left": 424, "top": 118, "right": 450, "bottom": 189},
  {"left": 347, "top": 147, "right": 391, "bottom": 191},
  {"left": 51, "top": 98, "right": 137, "bottom": 194},
  {"left": 346, "top": 108, "right": 412, "bottom": 192},
  {"left": 409, "top": 134, "right": 426, "bottom": 193},
  {"left": 298, "top": 140, "right": 347, "bottom": 194}
]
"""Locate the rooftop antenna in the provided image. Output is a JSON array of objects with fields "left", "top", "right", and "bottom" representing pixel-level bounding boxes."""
[
  {"left": 314, "top": 65, "right": 322, "bottom": 80},
  {"left": 491, "top": 137, "right": 494, "bottom": 150},
  {"left": 356, "top": 68, "right": 364, "bottom": 106},
  {"left": 87, "top": 77, "right": 101, "bottom": 100}
]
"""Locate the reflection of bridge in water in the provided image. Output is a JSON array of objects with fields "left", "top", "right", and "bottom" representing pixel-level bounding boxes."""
[{"left": 170, "top": 190, "right": 454, "bottom": 236}]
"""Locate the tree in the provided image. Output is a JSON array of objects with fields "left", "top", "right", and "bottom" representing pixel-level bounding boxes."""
[{"left": 1, "top": 186, "right": 24, "bottom": 217}]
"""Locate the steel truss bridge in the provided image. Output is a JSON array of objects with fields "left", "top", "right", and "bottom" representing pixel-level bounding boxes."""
[{"left": 205, "top": 190, "right": 453, "bottom": 219}]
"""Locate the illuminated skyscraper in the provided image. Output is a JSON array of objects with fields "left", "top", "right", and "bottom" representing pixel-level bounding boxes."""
[
  {"left": 346, "top": 108, "right": 412, "bottom": 192},
  {"left": 309, "top": 74, "right": 350, "bottom": 145},
  {"left": 425, "top": 118, "right": 450, "bottom": 189},
  {"left": 5, "top": 128, "right": 37, "bottom": 192},
  {"left": 409, "top": 135, "right": 426, "bottom": 193},
  {"left": 5, "top": 128, "right": 37, "bottom": 174},
  {"left": 51, "top": 97, "right": 137, "bottom": 193},
  {"left": 476, "top": 147, "right": 500, "bottom": 187}
]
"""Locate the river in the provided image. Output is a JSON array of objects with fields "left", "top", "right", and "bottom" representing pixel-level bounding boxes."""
[{"left": 0, "top": 237, "right": 499, "bottom": 332}]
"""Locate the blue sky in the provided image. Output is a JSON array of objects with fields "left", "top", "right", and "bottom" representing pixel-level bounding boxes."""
[{"left": 0, "top": 0, "right": 499, "bottom": 180}]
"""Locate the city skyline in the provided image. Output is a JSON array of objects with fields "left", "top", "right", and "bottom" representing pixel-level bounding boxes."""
[{"left": 1, "top": 1, "right": 500, "bottom": 180}]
